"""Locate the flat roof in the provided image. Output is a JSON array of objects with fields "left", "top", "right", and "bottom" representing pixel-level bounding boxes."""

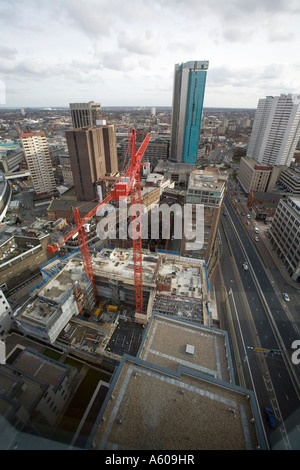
[
  {"left": 16, "top": 257, "right": 84, "bottom": 327},
  {"left": 154, "top": 160, "right": 197, "bottom": 173},
  {"left": 94, "top": 356, "right": 265, "bottom": 450},
  {"left": 93, "top": 248, "right": 159, "bottom": 285},
  {"left": 12, "top": 348, "right": 68, "bottom": 390},
  {"left": 139, "top": 315, "right": 232, "bottom": 382},
  {"left": 39, "top": 257, "right": 83, "bottom": 302},
  {"left": 188, "top": 169, "right": 227, "bottom": 192},
  {"left": 47, "top": 199, "right": 99, "bottom": 213}
]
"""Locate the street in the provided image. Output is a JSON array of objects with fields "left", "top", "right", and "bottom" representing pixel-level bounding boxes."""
[{"left": 216, "top": 191, "right": 300, "bottom": 450}]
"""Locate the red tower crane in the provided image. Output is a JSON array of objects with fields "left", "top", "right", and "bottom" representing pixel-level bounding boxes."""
[{"left": 47, "top": 129, "right": 150, "bottom": 315}]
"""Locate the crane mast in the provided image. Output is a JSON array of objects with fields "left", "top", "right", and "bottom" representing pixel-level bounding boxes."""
[{"left": 47, "top": 129, "right": 150, "bottom": 316}]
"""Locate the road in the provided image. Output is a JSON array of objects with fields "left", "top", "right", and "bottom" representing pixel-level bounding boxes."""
[
  {"left": 11, "top": 184, "right": 50, "bottom": 224},
  {"left": 219, "top": 196, "right": 300, "bottom": 449}
]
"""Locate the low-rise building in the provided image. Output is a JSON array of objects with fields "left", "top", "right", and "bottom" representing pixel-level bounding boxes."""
[
  {"left": 247, "top": 191, "right": 283, "bottom": 220},
  {"left": 0, "top": 347, "right": 78, "bottom": 442},
  {"left": 14, "top": 255, "right": 93, "bottom": 343},
  {"left": 237, "top": 157, "right": 273, "bottom": 194},
  {"left": 0, "top": 148, "right": 25, "bottom": 173},
  {"left": 0, "top": 230, "right": 52, "bottom": 291},
  {"left": 269, "top": 196, "right": 300, "bottom": 281},
  {"left": 154, "top": 160, "right": 197, "bottom": 186},
  {"left": 92, "top": 313, "right": 267, "bottom": 450},
  {"left": 278, "top": 167, "right": 300, "bottom": 195}
]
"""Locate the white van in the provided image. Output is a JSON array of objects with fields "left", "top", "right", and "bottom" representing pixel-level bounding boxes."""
[{"left": 254, "top": 227, "right": 259, "bottom": 233}]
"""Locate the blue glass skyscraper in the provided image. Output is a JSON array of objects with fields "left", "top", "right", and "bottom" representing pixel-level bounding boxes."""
[{"left": 170, "top": 61, "right": 209, "bottom": 164}]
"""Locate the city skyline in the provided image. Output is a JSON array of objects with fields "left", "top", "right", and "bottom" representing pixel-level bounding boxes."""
[{"left": 1, "top": 0, "right": 300, "bottom": 109}]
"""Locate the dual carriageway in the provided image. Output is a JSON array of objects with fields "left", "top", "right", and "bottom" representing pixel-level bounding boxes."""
[{"left": 218, "top": 187, "right": 300, "bottom": 450}]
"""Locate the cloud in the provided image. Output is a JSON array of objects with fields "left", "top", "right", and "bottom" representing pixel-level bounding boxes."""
[
  {"left": 0, "top": 53, "right": 104, "bottom": 84},
  {"left": 0, "top": 0, "right": 16, "bottom": 23},
  {"left": 183, "top": 0, "right": 300, "bottom": 17},
  {"left": 102, "top": 50, "right": 135, "bottom": 72},
  {"left": 59, "top": 0, "right": 156, "bottom": 38},
  {"left": 1, "top": 0, "right": 300, "bottom": 108},
  {"left": 208, "top": 63, "right": 289, "bottom": 92},
  {"left": 0, "top": 45, "right": 17, "bottom": 59},
  {"left": 269, "top": 29, "right": 295, "bottom": 42},
  {"left": 60, "top": 0, "right": 112, "bottom": 36},
  {"left": 0, "top": 58, "right": 16, "bottom": 73},
  {"left": 222, "top": 28, "right": 254, "bottom": 43},
  {"left": 118, "top": 30, "right": 159, "bottom": 56}
]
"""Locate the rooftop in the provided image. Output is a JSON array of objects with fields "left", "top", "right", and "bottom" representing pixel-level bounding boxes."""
[
  {"left": 139, "top": 315, "right": 233, "bottom": 381},
  {"left": 38, "top": 257, "right": 83, "bottom": 302},
  {"left": 11, "top": 348, "right": 69, "bottom": 390},
  {"left": 154, "top": 160, "right": 197, "bottom": 173},
  {"left": 15, "top": 256, "right": 85, "bottom": 328},
  {"left": 188, "top": 168, "right": 227, "bottom": 192},
  {"left": 93, "top": 248, "right": 159, "bottom": 286},
  {"left": 93, "top": 248, "right": 207, "bottom": 303},
  {"left": 94, "top": 355, "right": 265, "bottom": 450},
  {"left": 242, "top": 157, "right": 272, "bottom": 171}
]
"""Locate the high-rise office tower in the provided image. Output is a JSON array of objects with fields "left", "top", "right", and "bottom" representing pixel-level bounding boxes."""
[
  {"left": 20, "top": 131, "right": 56, "bottom": 196},
  {"left": 170, "top": 60, "right": 209, "bottom": 164},
  {"left": 247, "top": 94, "right": 300, "bottom": 167},
  {"left": 69, "top": 101, "right": 102, "bottom": 129},
  {"left": 66, "top": 124, "right": 118, "bottom": 201}
]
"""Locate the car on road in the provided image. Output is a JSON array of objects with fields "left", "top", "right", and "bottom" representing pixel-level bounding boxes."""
[
  {"left": 243, "top": 262, "right": 249, "bottom": 270},
  {"left": 247, "top": 214, "right": 251, "bottom": 219},
  {"left": 254, "top": 236, "right": 259, "bottom": 242},
  {"left": 282, "top": 293, "right": 290, "bottom": 302},
  {"left": 254, "top": 227, "right": 259, "bottom": 233},
  {"left": 264, "top": 407, "right": 276, "bottom": 429}
]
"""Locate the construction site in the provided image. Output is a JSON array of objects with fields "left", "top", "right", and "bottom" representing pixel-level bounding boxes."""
[
  {"left": 2, "top": 129, "right": 268, "bottom": 449},
  {"left": 14, "top": 246, "right": 213, "bottom": 363},
  {"left": 13, "top": 130, "right": 215, "bottom": 361}
]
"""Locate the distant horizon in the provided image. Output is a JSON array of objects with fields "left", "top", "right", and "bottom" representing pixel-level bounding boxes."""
[{"left": 0, "top": 105, "right": 257, "bottom": 111}]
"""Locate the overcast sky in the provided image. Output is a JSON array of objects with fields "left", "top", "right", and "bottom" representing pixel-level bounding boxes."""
[{"left": 0, "top": 0, "right": 300, "bottom": 109}]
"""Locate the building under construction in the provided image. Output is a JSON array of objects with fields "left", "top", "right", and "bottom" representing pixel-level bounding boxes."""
[{"left": 14, "top": 247, "right": 213, "bottom": 356}]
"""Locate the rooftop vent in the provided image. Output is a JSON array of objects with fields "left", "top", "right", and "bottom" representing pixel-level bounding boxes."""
[{"left": 185, "top": 344, "right": 195, "bottom": 356}]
